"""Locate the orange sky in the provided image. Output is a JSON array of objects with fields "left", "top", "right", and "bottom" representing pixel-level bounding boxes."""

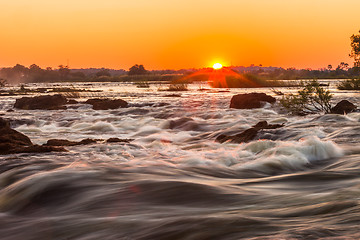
[{"left": 1, "top": 0, "right": 360, "bottom": 70}]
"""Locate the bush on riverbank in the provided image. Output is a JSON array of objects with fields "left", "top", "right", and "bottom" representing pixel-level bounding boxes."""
[{"left": 280, "top": 80, "right": 332, "bottom": 115}]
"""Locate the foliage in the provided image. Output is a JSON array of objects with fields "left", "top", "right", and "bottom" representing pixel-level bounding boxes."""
[
  {"left": 128, "top": 64, "right": 148, "bottom": 75},
  {"left": 350, "top": 30, "right": 360, "bottom": 68},
  {"left": 280, "top": 80, "right": 332, "bottom": 115},
  {"left": 337, "top": 78, "right": 360, "bottom": 90},
  {"left": 58, "top": 65, "right": 70, "bottom": 79}
]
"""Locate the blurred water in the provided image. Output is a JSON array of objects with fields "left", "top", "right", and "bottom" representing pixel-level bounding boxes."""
[{"left": 1, "top": 81, "right": 360, "bottom": 239}]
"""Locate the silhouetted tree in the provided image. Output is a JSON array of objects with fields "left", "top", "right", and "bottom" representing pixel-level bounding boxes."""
[
  {"left": 58, "top": 65, "right": 70, "bottom": 80},
  {"left": 128, "top": 64, "right": 148, "bottom": 75},
  {"left": 337, "top": 62, "right": 349, "bottom": 71},
  {"left": 350, "top": 30, "right": 360, "bottom": 68}
]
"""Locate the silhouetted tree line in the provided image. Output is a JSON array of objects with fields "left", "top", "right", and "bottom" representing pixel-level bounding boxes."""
[
  {"left": 1, "top": 62, "right": 359, "bottom": 85},
  {"left": 2, "top": 27, "right": 360, "bottom": 85},
  {"left": 239, "top": 62, "right": 359, "bottom": 81},
  {"left": 0, "top": 64, "right": 87, "bottom": 83}
]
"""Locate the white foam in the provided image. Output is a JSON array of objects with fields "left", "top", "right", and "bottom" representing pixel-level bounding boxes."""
[
  {"left": 238, "top": 136, "right": 343, "bottom": 172},
  {"left": 72, "top": 121, "right": 116, "bottom": 132}
]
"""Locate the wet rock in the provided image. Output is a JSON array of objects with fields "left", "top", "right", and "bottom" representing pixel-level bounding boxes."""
[
  {"left": 14, "top": 145, "right": 66, "bottom": 154},
  {"left": 106, "top": 138, "right": 133, "bottom": 143},
  {"left": 46, "top": 138, "right": 97, "bottom": 146},
  {"left": 0, "top": 118, "right": 65, "bottom": 154},
  {"left": 164, "top": 94, "right": 181, "bottom": 97},
  {"left": 79, "top": 138, "right": 98, "bottom": 145},
  {"left": 253, "top": 121, "right": 283, "bottom": 129},
  {"left": 0, "top": 118, "right": 32, "bottom": 146},
  {"left": 14, "top": 94, "right": 67, "bottom": 110},
  {"left": 67, "top": 99, "right": 78, "bottom": 104},
  {"left": 330, "top": 100, "right": 357, "bottom": 115},
  {"left": 85, "top": 98, "right": 128, "bottom": 110},
  {"left": 230, "top": 93, "right": 276, "bottom": 109},
  {"left": 216, "top": 121, "right": 283, "bottom": 143}
]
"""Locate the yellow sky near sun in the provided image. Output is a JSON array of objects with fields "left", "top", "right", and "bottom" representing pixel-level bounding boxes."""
[{"left": 0, "top": 0, "right": 360, "bottom": 70}]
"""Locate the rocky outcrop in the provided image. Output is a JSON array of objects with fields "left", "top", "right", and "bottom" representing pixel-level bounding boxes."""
[
  {"left": 330, "top": 100, "right": 357, "bottom": 114},
  {"left": 230, "top": 93, "right": 276, "bottom": 109},
  {"left": 106, "top": 138, "right": 133, "bottom": 143},
  {"left": 85, "top": 98, "right": 128, "bottom": 110},
  {"left": 0, "top": 118, "right": 65, "bottom": 154},
  {"left": 67, "top": 99, "right": 78, "bottom": 104},
  {"left": 45, "top": 138, "right": 97, "bottom": 146},
  {"left": 216, "top": 121, "right": 283, "bottom": 143},
  {"left": 14, "top": 94, "right": 67, "bottom": 110}
]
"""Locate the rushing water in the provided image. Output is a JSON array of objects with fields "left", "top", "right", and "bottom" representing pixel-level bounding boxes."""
[{"left": 1, "top": 81, "right": 360, "bottom": 239}]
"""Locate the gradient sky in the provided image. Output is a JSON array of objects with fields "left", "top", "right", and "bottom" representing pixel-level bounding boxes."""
[{"left": 1, "top": 0, "right": 360, "bottom": 70}]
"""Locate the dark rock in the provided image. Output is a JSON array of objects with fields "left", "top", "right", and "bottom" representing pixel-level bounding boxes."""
[
  {"left": 164, "top": 94, "right": 181, "bottom": 97},
  {"left": 67, "top": 99, "right": 78, "bottom": 104},
  {"left": 14, "top": 94, "right": 67, "bottom": 110},
  {"left": 253, "top": 121, "right": 283, "bottom": 129},
  {"left": 46, "top": 139, "right": 78, "bottom": 146},
  {"left": 85, "top": 98, "right": 128, "bottom": 110},
  {"left": 106, "top": 138, "right": 133, "bottom": 143},
  {"left": 330, "top": 100, "right": 357, "bottom": 115},
  {"left": 230, "top": 93, "right": 276, "bottom": 109},
  {"left": 0, "top": 118, "right": 32, "bottom": 148},
  {"left": 46, "top": 138, "right": 97, "bottom": 146},
  {"left": 216, "top": 121, "right": 284, "bottom": 143},
  {"left": 12, "top": 145, "right": 66, "bottom": 154},
  {"left": 0, "top": 117, "right": 65, "bottom": 154},
  {"left": 6, "top": 109, "right": 14, "bottom": 112}
]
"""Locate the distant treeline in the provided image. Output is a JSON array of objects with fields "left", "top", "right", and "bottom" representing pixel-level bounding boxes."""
[{"left": 0, "top": 63, "right": 359, "bottom": 85}]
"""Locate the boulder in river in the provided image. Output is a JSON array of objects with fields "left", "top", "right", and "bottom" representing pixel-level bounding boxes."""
[
  {"left": 0, "top": 118, "right": 65, "bottom": 154},
  {"left": 330, "top": 100, "right": 357, "bottom": 115},
  {"left": 85, "top": 98, "right": 128, "bottom": 110},
  {"left": 216, "top": 121, "right": 283, "bottom": 143},
  {"left": 230, "top": 93, "right": 276, "bottom": 109},
  {"left": 14, "top": 94, "right": 67, "bottom": 110}
]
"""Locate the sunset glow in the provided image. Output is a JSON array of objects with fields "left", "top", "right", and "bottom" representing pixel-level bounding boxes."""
[
  {"left": 213, "top": 63, "right": 223, "bottom": 70},
  {"left": 1, "top": 0, "right": 360, "bottom": 69}
]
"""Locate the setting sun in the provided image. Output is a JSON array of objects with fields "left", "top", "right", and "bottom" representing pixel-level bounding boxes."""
[{"left": 213, "top": 63, "right": 223, "bottom": 70}]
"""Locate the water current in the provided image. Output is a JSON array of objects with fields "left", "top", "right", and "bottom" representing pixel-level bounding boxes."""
[{"left": 1, "top": 81, "right": 360, "bottom": 239}]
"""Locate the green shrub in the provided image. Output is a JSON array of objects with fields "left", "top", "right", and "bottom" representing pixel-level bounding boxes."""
[
  {"left": 337, "top": 78, "right": 360, "bottom": 90},
  {"left": 280, "top": 80, "right": 332, "bottom": 115}
]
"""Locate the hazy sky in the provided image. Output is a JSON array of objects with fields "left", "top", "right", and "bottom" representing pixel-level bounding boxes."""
[{"left": 1, "top": 0, "right": 360, "bottom": 70}]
